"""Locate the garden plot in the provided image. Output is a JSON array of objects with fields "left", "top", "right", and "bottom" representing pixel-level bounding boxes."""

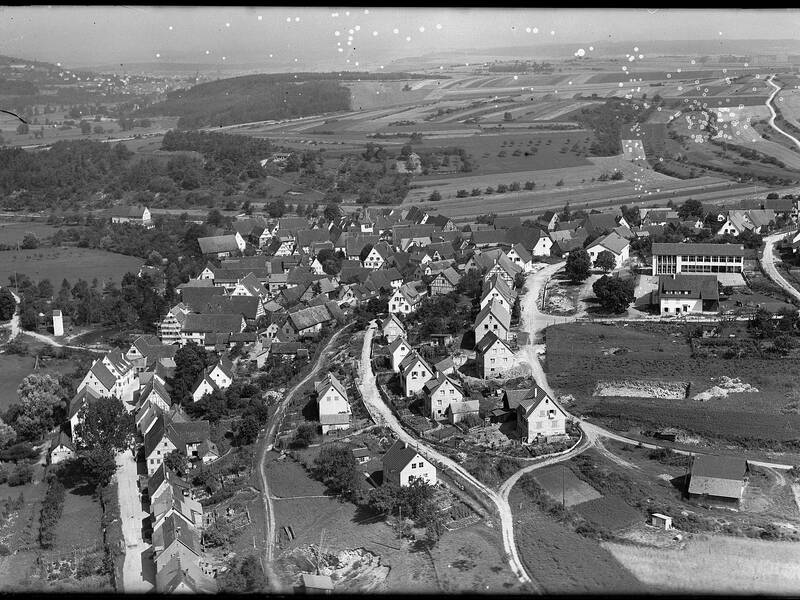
[
  {"left": 284, "top": 546, "right": 390, "bottom": 592},
  {"left": 593, "top": 380, "right": 689, "bottom": 399},
  {"left": 532, "top": 465, "right": 601, "bottom": 507}
]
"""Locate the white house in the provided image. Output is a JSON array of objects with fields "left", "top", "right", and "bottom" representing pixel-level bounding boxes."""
[
  {"left": 423, "top": 372, "right": 464, "bottom": 421},
  {"left": 362, "top": 243, "right": 391, "bottom": 270},
  {"left": 652, "top": 274, "right": 720, "bottom": 315},
  {"left": 480, "top": 275, "right": 516, "bottom": 311},
  {"left": 474, "top": 331, "right": 515, "bottom": 378},
  {"left": 399, "top": 351, "right": 435, "bottom": 397},
  {"left": 506, "top": 244, "right": 534, "bottom": 273},
  {"left": 474, "top": 300, "right": 511, "bottom": 346},
  {"left": 50, "top": 431, "right": 76, "bottom": 464},
  {"left": 389, "top": 283, "right": 425, "bottom": 315},
  {"left": 388, "top": 336, "right": 413, "bottom": 373},
  {"left": 315, "top": 373, "right": 352, "bottom": 434},
  {"left": 586, "top": 231, "right": 630, "bottom": 269},
  {"left": 382, "top": 440, "right": 437, "bottom": 488},
  {"left": 381, "top": 313, "right": 406, "bottom": 344},
  {"left": 512, "top": 385, "right": 568, "bottom": 444}
]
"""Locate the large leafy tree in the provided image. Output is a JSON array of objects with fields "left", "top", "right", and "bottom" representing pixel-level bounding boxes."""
[
  {"left": 312, "top": 444, "right": 360, "bottom": 499},
  {"left": 594, "top": 250, "right": 617, "bottom": 273},
  {"left": 0, "top": 286, "right": 16, "bottom": 321},
  {"left": 168, "top": 342, "right": 214, "bottom": 404},
  {"left": 74, "top": 395, "right": 135, "bottom": 453},
  {"left": 592, "top": 275, "right": 635, "bottom": 314},
  {"left": 12, "top": 374, "right": 64, "bottom": 441},
  {"left": 82, "top": 447, "right": 118, "bottom": 489},
  {"left": 565, "top": 248, "right": 591, "bottom": 283}
]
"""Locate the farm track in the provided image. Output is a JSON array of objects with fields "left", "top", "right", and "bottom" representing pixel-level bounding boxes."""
[{"left": 256, "top": 323, "right": 355, "bottom": 592}]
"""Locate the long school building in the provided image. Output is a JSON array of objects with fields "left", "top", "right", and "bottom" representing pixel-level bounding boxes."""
[{"left": 651, "top": 243, "right": 747, "bottom": 275}]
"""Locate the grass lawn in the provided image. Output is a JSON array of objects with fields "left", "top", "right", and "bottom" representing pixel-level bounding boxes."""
[
  {"left": 508, "top": 477, "right": 646, "bottom": 593},
  {"left": 0, "top": 247, "right": 143, "bottom": 287},
  {"left": 545, "top": 322, "right": 800, "bottom": 447},
  {"left": 532, "top": 465, "right": 601, "bottom": 507},
  {"left": 0, "top": 223, "right": 62, "bottom": 246},
  {"left": 603, "top": 534, "right": 800, "bottom": 594},
  {"left": 53, "top": 487, "right": 103, "bottom": 550}
]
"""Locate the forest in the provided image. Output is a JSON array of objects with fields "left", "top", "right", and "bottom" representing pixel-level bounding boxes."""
[{"left": 140, "top": 75, "right": 353, "bottom": 129}]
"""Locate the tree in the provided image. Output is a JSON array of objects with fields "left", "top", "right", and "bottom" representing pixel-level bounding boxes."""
[
  {"left": 168, "top": 343, "right": 213, "bottom": 404},
  {"left": 429, "top": 190, "right": 442, "bottom": 202},
  {"left": 565, "top": 249, "right": 591, "bottom": 283},
  {"left": 93, "top": 125, "right": 104, "bottom": 135},
  {"left": 312, "top": 444, "right": 360, "bottom": 499},
  {"left": 323, "top": 202, "right": 341, "bottom": 222},
  {"left": 82, "top": 447, "right": 117, "bottom": 489},
  {"left": 592, "top": 275, "right": 635, "bottom": 314},
  {"left": 203, "top": 519, "right": 235, "bottom": 550},
  {"left": 291, "top": 422, "right": 317, "bottom": 449},
  {"left": 219, "top": 554, "right": 268, "bottom": 592},
  {"left": 206, "top": 209, "right": 225, "bottom": 227},
  {"left": 234, "top": 415, "right": 260, "bottom": 446},
  {"left": 513, "top": 272, "right": 527, "bottom": 290},
  {"left": 20, "top": 233, "right": 39, "bottom": 249},
  {"left": 164, "top": 450, "right": 188, "bottom": 476},
  {"left": 12, "top": 374, "right": 64, "bottom": 441},
  {"left": 0, "top": 287, "right": 15, "bottom": 322},
  {"left": 74, "top": 395, "right": 134, "bottom": 453},
  {"left": 17, "top": 123, "right": 29, "bottom": 135},
  {"left": 677, "top": 198, "right": 704, "bottom": 220},
  {"left": 0, "top": 418, "right": 17, "bottom": 448},
  {"left": 80, "top": 121, "right": 92, "bottom": 135},
  {"left": 594, "top": 250, "right": 617, "bottom": 273}
]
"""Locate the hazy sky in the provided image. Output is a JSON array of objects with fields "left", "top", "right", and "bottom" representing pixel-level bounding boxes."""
[{"left": 1, "top": 7, "right": 799, "bottom": 68}]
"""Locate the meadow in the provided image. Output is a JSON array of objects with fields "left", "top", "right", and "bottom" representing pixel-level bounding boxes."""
[
  {"left": 603, "top": 535, "right": 800, "bottom": 594},
  {"left": 0, "top": 223, "right": 62, "bottom": 246},
  {"left": 0, "top": 247, "right": 143, "bottom": 287},
  {"left": 0, "top": 349, "right": 88, "bottom": 411}
]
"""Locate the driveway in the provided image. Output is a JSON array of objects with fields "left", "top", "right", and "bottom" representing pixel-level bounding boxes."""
[{"left": 115, "top": 448, "right": 153, "bottom": 593}]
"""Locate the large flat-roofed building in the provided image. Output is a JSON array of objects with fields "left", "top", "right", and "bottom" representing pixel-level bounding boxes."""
[{"left": 651, "top": 243, "right": 746, "bottom": 275}]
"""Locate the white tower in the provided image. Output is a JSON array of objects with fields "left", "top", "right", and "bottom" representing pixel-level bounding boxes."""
[{"left": 52, "top": 309, "right": 64, "bottom": 337}]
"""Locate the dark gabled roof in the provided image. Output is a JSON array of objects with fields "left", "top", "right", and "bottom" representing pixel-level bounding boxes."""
[
  {"left": 471, "top": 229, "right": 509, "bottom": 246},
  {"left": 179, "top": 287, "right": 224, "bottom": 311},
  {"left": 288, "top": 305, "right": 334, "bottom": 331},
  {"left": 315, "top": 372, "right": 348, "bottom": 400},
  {"left": 197, "top": 235, "right": 240, "bottom": 255},
  {"left": 588, "top": 231, "right": 629, "bottom": 255},
  {"left": 426, "top": 214, "right": 453, "bottom": 229},
  {"left": 153, "top": 513, "right": 202, "bottom": 557},
  {"left": 447, "top": 399, "right": 480, "bottom": 415},
  {"left": 88, "top": 359, "right": 118, "bottom": 392},
  {"left": 182, "top": 313, "right": 244, "bottom": 334},
  {"left": 433, "top": 266, "right": 461, "bottom": 287},
  {"left": 109, "top": 204, "right": 148, "bottom": 219},
  {"left": 382, "top": 439, "right": 425, "bottom": 473},
  {"left": 399, "top": 350, "right": 433, "bottom": 376},
  {"left": 52, "top": 430, "right": 75, "bottom": 453},
  {"left": 423, "top": 371, "right": 462, "bottom": 396},
  {"left": 233, "top": 217, "right": 267, "bottom": 238},
  {"left": 277, "top": 216, "right": 310, "bottom": 231},
  {"left": 68, "top": 385, "right": 102, "bottom": 420},
  {"left": 202, "top": 295, "right": 261, "bottom": 320},
  {"left": 148, "top": 463, "right": 191, "bottom": 496},
  {"left": 474, "top": 330, "right": 512, "bottom": 354},
  {"left": 297, "top": 228, "right": 332, "bottom": 247},
  {"left": 156, "top": 546, "right": 217, "bottom": 593},
  {"left": 387, "top": 336, "right": 411, "bottom": 354},
  {"left": 493, "top": 215, "right": 522, "bottom": 229},
  {"left": 474, "top": 300, "right": 511, "bottom": 330},
  {"left": 690, "top": 455, "right": 748, "bottom": 480},
  {"left": 505, "top": 225, "right": 549, "bottom": 250},
  {"left": 651, "top": 243, "right": 747, "bottom": 257},
  {"left": 656, "top": 274, "right": 719, "bottom": 301}
]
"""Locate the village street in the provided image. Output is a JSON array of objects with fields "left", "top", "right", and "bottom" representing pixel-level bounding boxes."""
[{"left": 115, "top": 447, "right": 154, "bottom": 593}]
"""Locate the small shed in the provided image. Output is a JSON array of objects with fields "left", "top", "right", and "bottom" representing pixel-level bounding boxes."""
[
  {"left": 649, "top": 513, "right": 673, "bottom": 530},
  {"left": 301, "top": 573, "right": 334, "bottom": 594},
  {"left": 352, "top": 447, "right": 371, "bottom": 465}
]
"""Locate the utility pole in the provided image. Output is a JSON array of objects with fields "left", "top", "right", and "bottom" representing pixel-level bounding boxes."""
[{"left": 562, "top": 464, "right": 565, "bottom": 509}]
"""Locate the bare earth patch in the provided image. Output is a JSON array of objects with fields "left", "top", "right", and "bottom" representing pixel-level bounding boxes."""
[{"left": 593, "top": 380, "right": 689, "bottom": 399}]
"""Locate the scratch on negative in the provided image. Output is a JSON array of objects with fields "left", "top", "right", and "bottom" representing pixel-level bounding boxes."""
[{"left": 0, "top": 109, "right": 27, "bottom": 124}]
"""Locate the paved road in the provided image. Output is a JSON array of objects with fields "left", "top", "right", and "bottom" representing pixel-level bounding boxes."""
[
  {"left": 115, "top": 448, "right": 153, "bottom": 593},
  {"left": 256, "top": 323, "right": 355, "bottom": 590},
  {"left": 766, "top": 76, "right": 800, "bottom": 151},
  {"left": 761, "top": 232, "right": 800, "bottom": 303}
]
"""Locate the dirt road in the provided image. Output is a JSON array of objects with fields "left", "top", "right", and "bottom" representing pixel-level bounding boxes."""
[
  {"left": 761, "top": 232, "right": 800, "bottom": 303},
  {"left": 256, "top": 323, "right": 355, "bottom": 590}
]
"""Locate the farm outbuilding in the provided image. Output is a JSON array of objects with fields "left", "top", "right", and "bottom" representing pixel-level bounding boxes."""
[
  {"left": 649, "top": 513, "right": 673, "bottom": 530},
  {"left": 688, "top": 455, "right": 749, "bottom": 502}
]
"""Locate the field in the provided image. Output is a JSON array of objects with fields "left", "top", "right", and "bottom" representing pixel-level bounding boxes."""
[
  {"left": 0, "top": 247, "right": 143, "bottom": 286},
  {"left": 545, "top": 322, "right": 800, "bottom": 447},
  {"left": 603, "top": 535, "right": 800, "bottom": 593},
  {"left": 0, "top": 223, "right": 62, "bottom": 246},
  {"left": 531, "top": 465, "right": 601, "bottom": 507},
  {"left": 53, "top": 487, "right": 103, "bottom": 550},
  {"left": 508, "top": 475, "right": 646, "bottom": 593}
]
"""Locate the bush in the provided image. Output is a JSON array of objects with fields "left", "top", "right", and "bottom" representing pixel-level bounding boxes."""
[
  {"left": 8, "top": 463, "right": 34, "bottom": 486},
  {"left": 291, "top": 422, "right": 318, "bottom": 449},
  {"left": 39, "top": 478, "right": 66, "bottom": 549},
  {"left": 0, "top": 442, "right": 38, "bottom": 463},
  {"left": 0, "top": 544, "right": 10, "bottom": 556}
]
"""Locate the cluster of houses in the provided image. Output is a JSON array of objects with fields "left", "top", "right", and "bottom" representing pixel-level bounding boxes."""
[{"left": 145, "top": 464, "right": 217, "bottom": 593}]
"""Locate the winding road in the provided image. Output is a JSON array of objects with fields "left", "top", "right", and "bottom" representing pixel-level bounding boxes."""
[
  {"left": 760, "top": 232, "right": 800, "bottom": 304},
  {"left": 766, "top": 75, "right": 800, "bottom": 151}
]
